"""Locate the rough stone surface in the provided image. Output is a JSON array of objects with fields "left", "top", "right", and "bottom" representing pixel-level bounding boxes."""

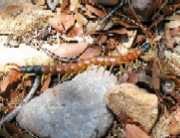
[
  {"left": 17, "top": 67, "right": 117, "bottom": 138},
  {"left": 0, "top": 0, "right": 31, "bottom": 9},
  {"left": 0, "top": 3, "right": 52, "bottom": 38},
  {"left": 152, "top": 107, "right": 180, "bottom": 138},
  {"left": 106, "top": 83, "right": 158, "bottom": 132}
]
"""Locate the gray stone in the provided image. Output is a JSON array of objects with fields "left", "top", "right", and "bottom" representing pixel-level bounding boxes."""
[{"left": 17, "top": 67, "right": 117, "bottom": 138}]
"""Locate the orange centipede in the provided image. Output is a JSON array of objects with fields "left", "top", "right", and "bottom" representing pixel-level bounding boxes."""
[
  {"left": 54, "top": 48, "right": 141, "bottom": 74},
  {"left": 17, "top": 42, "right": 150, "bottom": 75}
]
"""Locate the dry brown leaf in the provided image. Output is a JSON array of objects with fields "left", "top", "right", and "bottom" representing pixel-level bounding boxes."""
[
  {"left": 40, "top": 74, "right": 52, "bottom": 92},
  {"left": 127, "top": 71, "right": 139, "bottom": 84},
  {"left": 60, "top": 0, "right": 70, "bottom": 12},
  {"left": 165, "top": 27, "right": 180, "bottom": 49},
  {"left": 49, "top": 12, "right": 75, "bottom": 33},
  {"left": 0, "top": 70, "right": 22, "bottom": 93},
  {"left": 32, "top": 0, "right": 46, "bottom": 6},
  {"left": 165, "top": 15, "right": 180, "bottom": 49},
  {"left": 91, "top": 0, "right": 119, "bottom": 6},
  {"left": 169, "top": 108, "right": 180, "bottom": 135},
  {"left": 96, "top": 35, "right": 108, "bottom": 46},
  {"left": 109, "top": 28, "right": 130, "bottom": 35},
  {"left": 125, "top": 124, "right": 151, "bottom": 138},
  {"left": 7, "top": 90, "right": 25, "bottom": 112},
  {"left": 75, "top": 13, "right": 88, "bottom": 26},
  {"left": 106, "top": 38, "right": 120, "bottom": 51},
  {"left": 151, "top": 58, "right": 161, "bottom": 90},
  {"left": 80, "top": 46, "right": 101, "bottom": 59},
  {"left": 152, "top": 107, "right": 180, "bottom": 137},
  {"left": 45, "top": 42, "right": 89, "bottom": 58},
  {"left": 67, "top": 23, "right": 84, "bottom": 37},
  {"left": 5, "top": 123, "right": 24, "bottom": 138},
  {"left": 134, "top": 35, "right": 146, "bottom": 46},
  {"left": 70, "top": 0, "right": 80, "bottom": 11},
  {"left": 85, "top": 4, "right": 107, "bottom": 17}
]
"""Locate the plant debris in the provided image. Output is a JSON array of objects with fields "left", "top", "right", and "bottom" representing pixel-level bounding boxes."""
[{"left": 0, "top": 0, "right": 179, "bottom": 138}]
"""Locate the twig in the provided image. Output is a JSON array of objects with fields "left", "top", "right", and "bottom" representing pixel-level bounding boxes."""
[
  {"left": 99, "top": 0, "right": 125, "bottom": 30},
  {"left": 101, "top": 0, "right": 125, "bottom": 23},
  {"left": 0, "top": 75, "right": 41, "bottom": 127}
]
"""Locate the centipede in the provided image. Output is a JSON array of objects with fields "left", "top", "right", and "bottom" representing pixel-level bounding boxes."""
[{"left": 15, "top": 42, "right": 150, "bottom": 75}]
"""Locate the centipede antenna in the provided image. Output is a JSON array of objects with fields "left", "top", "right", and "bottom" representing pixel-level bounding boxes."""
[{"left": 101, "top": 0, "right": 126, "bottom": 23}]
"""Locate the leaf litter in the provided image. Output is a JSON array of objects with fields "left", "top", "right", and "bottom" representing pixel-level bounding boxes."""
[{"left": 0, "top": 0, "right": 179, "bottom": 138}]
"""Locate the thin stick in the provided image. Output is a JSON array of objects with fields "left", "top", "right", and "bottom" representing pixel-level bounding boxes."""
[
  {"left": 101, "top": 0, "right": 125, "bottom": 23},
  {"left": 99, "top": 0, "right": 125, "bottom": 30},
  {"left": 0, "top": 75, "right": 41, "bottom": 127}
]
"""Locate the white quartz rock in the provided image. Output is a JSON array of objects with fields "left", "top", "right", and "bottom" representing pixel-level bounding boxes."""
[{"left": 17, "top": 67, "right": 117, "bottom": 138}]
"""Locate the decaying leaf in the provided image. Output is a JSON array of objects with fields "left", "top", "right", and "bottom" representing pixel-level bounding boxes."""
[
  {"left": 7, "top": 89, "right": 25, "bottom": 112},
  {"left": 40, "top": 74, "right": 51, "bottom": 92},
  {"left": 49, "top": 11, "right": 75, "bottom": 33},
  {"left": 151, "top": 58, "right": 161, "bottom": 90},
  {"left": 165, "top": 50, "right": 180, "bottom": 76},
  {"left": 0, "top": 0, "right": 179, "bottom": 138},
  {"left": 152, "top": 108, "right": 180, "bottom": 137},
  {"left": 125, "top": 124, "right": 151, "bottom": 138},
  {"left": 165, "top": 15, "right": 180, "bottom": 48},
  {"left": 70, "top": 0, "right": 80, "bottom": 11},
  {"left": 85, "top": 4, "right": 107, "bottom": 17},
  {"left": 0, "top": 70, "right": 22, "bottom": 93}
]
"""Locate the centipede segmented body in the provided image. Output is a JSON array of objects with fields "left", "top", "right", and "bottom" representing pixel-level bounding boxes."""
[{"left": 16, "top": 42, "right": 150, "bottom": 75}]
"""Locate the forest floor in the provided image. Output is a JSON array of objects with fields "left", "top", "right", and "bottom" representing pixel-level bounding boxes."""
[{"left": 0, "top": 0, "right": 179, "bottom": 138}]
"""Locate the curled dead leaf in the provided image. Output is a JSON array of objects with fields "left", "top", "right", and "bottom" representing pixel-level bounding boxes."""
[
  {"left": 85, "top": 4, "right": 107, "bottom": 17},
  {"left": 0, "top": 70, "right": 22, "bottom": 93},
  {"left": 125, "top": 124, "right": 151, "bottom": 138},
  {"left": 169, "top": 108, "right": 180, "bottom": 135},
  {"left": 49, "top": 12, "right": 75, "bottom": 33}
]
